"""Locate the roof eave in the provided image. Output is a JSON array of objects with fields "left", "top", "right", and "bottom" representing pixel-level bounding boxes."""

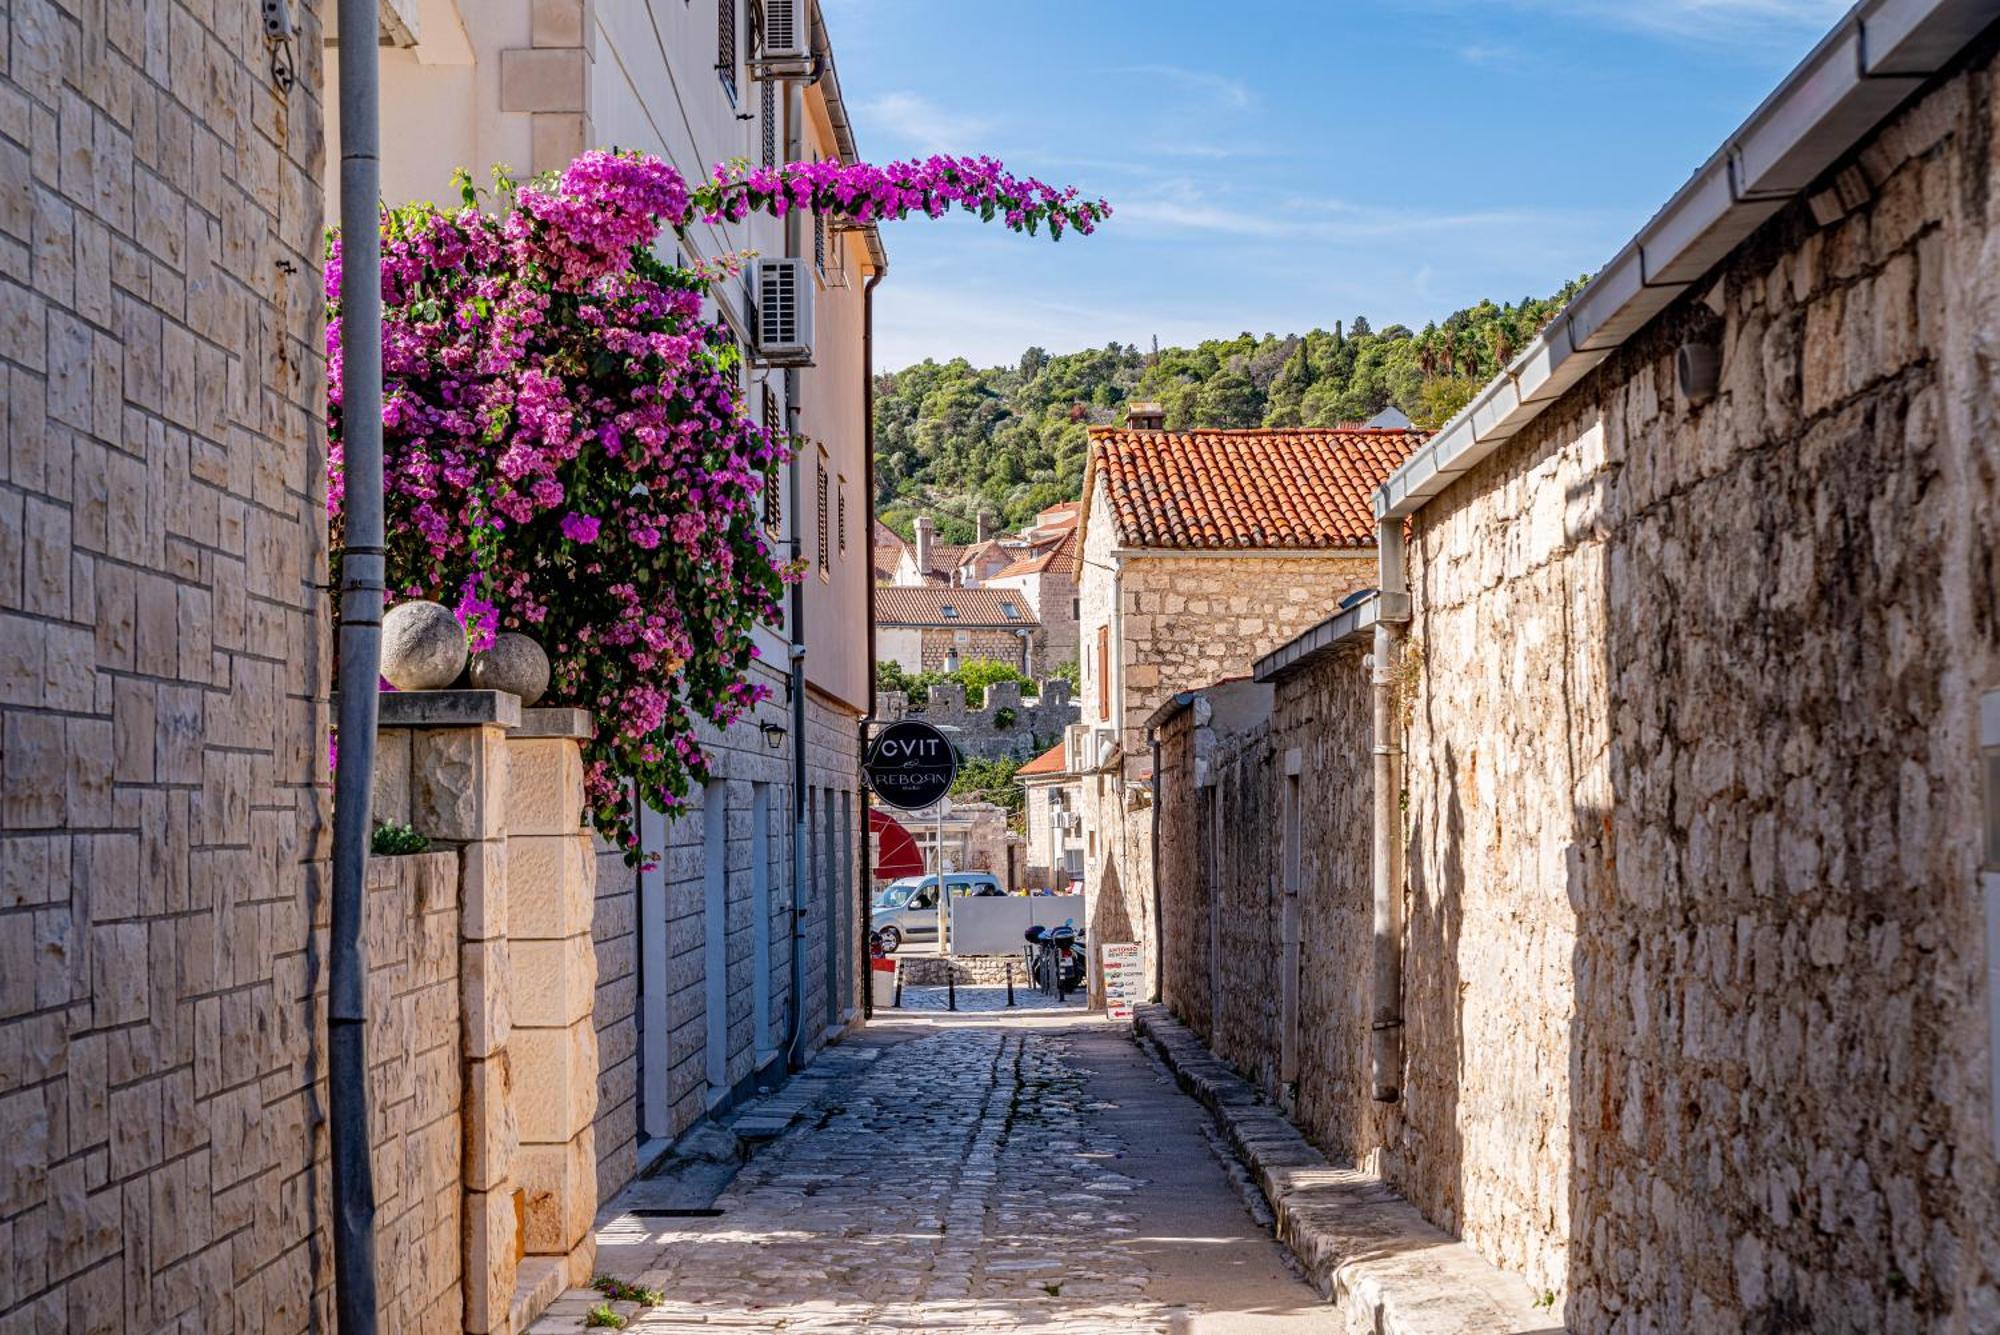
[{"left": 1374, "top": 0, "right": 2000, "bottom": 523}]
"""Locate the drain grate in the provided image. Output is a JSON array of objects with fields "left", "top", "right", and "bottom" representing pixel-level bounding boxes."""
[{"left": 629, "top": 1207, "right": 725, "bottom": 1219}]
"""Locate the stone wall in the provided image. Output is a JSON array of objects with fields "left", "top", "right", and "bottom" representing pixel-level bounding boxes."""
[
  {"left": 1153, "top": 38, "right": 2000, "bottom": 1331},
  {"left": 616, "top": 673, "right": 863, "bottom": 1160},
  {"left": 880, "top": 678, "right": 1078, "bottom": 763},
  {"left": 0, "top": 0, "right": 331, "bottom": 1328},
  {"left": 363, "top": 851, "right": 464, "bottom": 1333},
  {"left": 373, "top": 696, "right": 603, "bottom": 1329},
  {"left": 1107, "top": 551, "right": 1376, "bottom": 758},
  {"left": 907, "top": 626, "right": 1031, "bottom": 674}
]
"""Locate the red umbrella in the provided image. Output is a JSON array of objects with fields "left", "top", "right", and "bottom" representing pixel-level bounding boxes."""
[{"left": 869, "top": 807, "right": 924, "bottom": 879}]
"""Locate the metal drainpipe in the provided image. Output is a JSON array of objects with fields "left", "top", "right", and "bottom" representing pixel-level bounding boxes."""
[
  {"left": 330, "top": 0, "right": 383, "bottom": 1327},
  {"left": 1371, "top": 519, "right": 1408, "bottom": 1102},
  {"left": 856, "top": 268, "right": 884, "bottom": 1018},
  {"left": 782, "top": 75, "right": 814, "bottom": 1072},
  {"left": 1149, "top": 730, "right": 1163, "bottom": 1002}
]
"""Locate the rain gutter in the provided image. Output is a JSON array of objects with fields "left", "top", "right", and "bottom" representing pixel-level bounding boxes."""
[{"left": 1374, "top": 0, "right": 2000, "bottom": 522}]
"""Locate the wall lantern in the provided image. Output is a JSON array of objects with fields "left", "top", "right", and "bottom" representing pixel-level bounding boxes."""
[
  {"left": 1677, "top": 339, "right": 1721, "bottom": 407},
  {"left": 760, "top": 721, "right": 787, "bottom": 749}
]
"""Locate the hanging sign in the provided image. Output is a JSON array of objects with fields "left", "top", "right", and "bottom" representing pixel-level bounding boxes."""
[{"left": 863, "top": 719, "right": 958, "bottom": 812}]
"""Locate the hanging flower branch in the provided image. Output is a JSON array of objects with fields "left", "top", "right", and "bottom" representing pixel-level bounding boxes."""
[{"left": 328, "top": 151, "right": 1109, "bottom": 859}]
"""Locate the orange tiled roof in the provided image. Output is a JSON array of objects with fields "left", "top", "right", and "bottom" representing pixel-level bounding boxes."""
[
  {"left": 1086, "top": 427, "right": 1426, "bottom": 550},
  {"left": 991, "top": 528, "right": 1078, "bottom": 581},
  {"left": 1017, "top": 741, "right": 1068, "bottom": 777},
  {"left": 875, "top": 586, "right": 1040, "bottom": 628}
]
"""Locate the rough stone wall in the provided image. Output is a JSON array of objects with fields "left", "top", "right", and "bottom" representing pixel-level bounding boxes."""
[
  {"left": 1112, "top": 553, "right": 1375, "bottom": 758},
  {"left": 0, "top": 1, "right": 331, "bottom": 1328},
  {"left": 363, "top": 852, "right": 464, "bottom": 1333},
  {"left": 1399, "top": 45, "right": 2000, "bottom": 1328},
  {"left": 1154, "top": 711, "right": 1210, "bottom": 1037},
  {"left": 914, "top": 626, "right": 1030, "bottom": 674},
  {"left": 881, "top": 679, "right": 1079, "bottom": 762}
]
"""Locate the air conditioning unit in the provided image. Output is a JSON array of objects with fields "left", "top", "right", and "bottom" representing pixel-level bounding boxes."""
[
  {"left": 751, "top": 0, "right": 814, "bottom": 77},
  {"left": 750, "top": 258, "right": 814, "bottom": 367}
]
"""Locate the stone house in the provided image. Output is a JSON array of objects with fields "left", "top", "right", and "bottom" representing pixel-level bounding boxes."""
[
  {"left": 327, "top": 0, "right": 886, "bottom": 1203},
  {"left": 875, "top": 586, "right": 1040, "bottom": 675},
  {"left": 1018, "top": 740, "right": 1084, "bottom": 891},
  {"left": 983, "top": 527, "right": 1080, "bottom": 670},
  {"left": 1151, "top": 7, "right": 2000, "bottom": 1330},
  {"left": 1074, "top": 422, "right": 1424, "bottom": 986}
]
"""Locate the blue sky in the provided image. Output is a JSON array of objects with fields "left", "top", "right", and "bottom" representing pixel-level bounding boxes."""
[{"left": 820, "top": 0, "right": 1851, "bottom": 370}]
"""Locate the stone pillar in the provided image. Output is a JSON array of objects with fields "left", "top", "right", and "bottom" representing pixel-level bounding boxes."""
[
  {"left": 506, "top": 708, "right": 600, "bottom": 1288},
  {"left": 378, "top": 689, "right": 524, "bottom": 1334}
]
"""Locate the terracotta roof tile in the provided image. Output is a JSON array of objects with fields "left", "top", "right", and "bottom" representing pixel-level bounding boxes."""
[
  {"left": 875, "top": 586, "right": 1040, "bottom": 628},
  {"left": 991, "top": 529, "right": 1079, "bottom": 581},
  {"left": 1087, "top": 427, "right": 1427, "bottom": 550},
  {"left": 1017, "top": 740, "right": 1068, "bottom": 777}
]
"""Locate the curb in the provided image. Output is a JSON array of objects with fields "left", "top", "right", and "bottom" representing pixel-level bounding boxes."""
[{"left": 1134, "top": 1004, "right": 1566, "bottom": 1334}]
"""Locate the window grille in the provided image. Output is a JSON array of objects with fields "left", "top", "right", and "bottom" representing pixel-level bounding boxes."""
[
  {"left": 717, "top": 0, "right": 737, "bottom": 103},
  {"left": 760, "top": 79, "right": 777, "bottom": 168},
  {"left": 816, "top": 456, "right": 829, "bottom": 579}
]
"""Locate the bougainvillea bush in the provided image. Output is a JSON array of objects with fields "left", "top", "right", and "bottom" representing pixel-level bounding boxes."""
[{"left": 328, "top": 152, "right": 1107, "bottom": 859}]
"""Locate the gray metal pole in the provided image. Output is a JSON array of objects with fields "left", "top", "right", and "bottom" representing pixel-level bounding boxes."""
[{"left": 331, "top": 0, "right": 384, "bottom": 1326}]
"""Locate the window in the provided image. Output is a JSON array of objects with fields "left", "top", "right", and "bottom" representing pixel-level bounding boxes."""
[
  {"left": 717, "top": 0, "right": 738, "bottom": 103},
  {"left": 759, "top": 78, "right": 776, "bottom": 168},
  {"left": 1071, "top": 597, "right": 1080, "bottom": 619},
  {"left": 940, "top": 604, "right": 958, "bottom": 620},
  {"left": 815, "top": 453, "right": 829, "bottom": 580},
  {"left": 837, "top": 478, "right": 847, "bottom": 552},
  {"left": 1001, "top": 602, "right": 1020, "bottom": 621}
]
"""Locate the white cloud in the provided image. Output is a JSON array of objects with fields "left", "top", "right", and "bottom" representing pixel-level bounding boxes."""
[
  {"left": 1110, "top": 189, "right": 1609, "bottom": 246},
  {"left": 1102, "top": 64, "right": 1255, "bottom": 111},
  {"left": 1501, "top": 0, "right": 1846, "bottom": 40},
  {"left": 855, "top": 91, "right": 997, "bottom": 155}
]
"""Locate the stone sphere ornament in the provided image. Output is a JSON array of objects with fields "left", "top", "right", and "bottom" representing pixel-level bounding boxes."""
[
  {"left": 380, "top": 600, "right": 469, "bottom": 691},
  {"left": 469, "top": 631, "right": 551, "bottom": 706}
]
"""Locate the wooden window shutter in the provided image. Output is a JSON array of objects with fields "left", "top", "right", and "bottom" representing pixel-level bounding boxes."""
[
  {"left": 816, "top": 455, "right": 829, "bottom": 579},
  {"left": 1097, "top": 624, "right": 1110, "bottom": 721}
]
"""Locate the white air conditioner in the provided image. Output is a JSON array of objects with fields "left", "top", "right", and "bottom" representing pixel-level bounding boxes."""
[
  {"left": 751, "top": 0, "right": 814, "bottom": 77},
  {"left": 750, "top": 258, "right": 814, "bottom": 367}
]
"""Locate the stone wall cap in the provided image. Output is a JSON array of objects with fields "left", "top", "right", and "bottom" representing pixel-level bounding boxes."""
[
  {"left": 375, "top": 688, "right": 523, "bottom": 729},
  {"left": 515, "top": 707, "right": 595, "bottom": 740}
]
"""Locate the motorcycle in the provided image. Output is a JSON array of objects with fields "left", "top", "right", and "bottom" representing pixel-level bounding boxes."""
[{"left": 1023, "top": 921, "right": 1087, "bottom": 1000}]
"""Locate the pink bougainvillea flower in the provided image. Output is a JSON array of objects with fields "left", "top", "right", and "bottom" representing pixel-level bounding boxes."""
[{"left": 328, "top": 149, "right": 1107, "bottom": 857}]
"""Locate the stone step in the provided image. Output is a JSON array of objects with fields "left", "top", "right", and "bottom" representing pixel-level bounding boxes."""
[{"left": 1133, "top": 1004, "right": 1564, "bottom": 1335}]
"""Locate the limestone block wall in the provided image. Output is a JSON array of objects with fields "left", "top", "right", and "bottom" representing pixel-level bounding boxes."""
[
  {"left": 1111, "top": 553, "right": 1375, "bottom": 758},
  {"left": 1394, "top": 45, "right": 2000, "bottom": 1328},
  {"left": 375, "top": 696, "right": 600, "bottom": 1330},
  {"left": 0, "top": 1, "right": 330, "bottom": 1328},
  {"left": 363, "top": 851, "right": 465, "bottom": 1333}
]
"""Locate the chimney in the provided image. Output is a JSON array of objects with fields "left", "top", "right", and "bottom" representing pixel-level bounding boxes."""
[
  {"left": 914, "top": 515, "right": 935, "bottom": 574},
  {"left": 976, "top": 510, "right": 996, "bottom": 543},
  {"left": 1125, "top": 400, "right": 1165, "bottom": 430}
]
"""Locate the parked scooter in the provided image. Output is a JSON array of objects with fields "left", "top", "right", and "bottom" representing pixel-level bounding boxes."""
[{"left": 1023, "top": 920, "right": 1087, "bottom": 1000}]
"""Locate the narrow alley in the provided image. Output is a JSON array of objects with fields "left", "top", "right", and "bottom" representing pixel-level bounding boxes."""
[{"left": 532, "top": 998, "right": 1340, "bottom": 1334}]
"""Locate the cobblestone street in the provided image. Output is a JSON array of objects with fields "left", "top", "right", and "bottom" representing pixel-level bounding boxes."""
[{"left": 534, "top": 1012, "right": 1339, "bottom": 1333}]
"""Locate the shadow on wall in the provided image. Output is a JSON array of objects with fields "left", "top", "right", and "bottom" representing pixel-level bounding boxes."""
[{"left": 1402, "top": 737, "right": 1466, "bottom": 1238}]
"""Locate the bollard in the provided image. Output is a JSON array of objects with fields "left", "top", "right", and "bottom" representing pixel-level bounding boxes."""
[
  {"left": 947, "top": 965, "right": 957, "bottom": 1012},
  {"left": 1005, "top": 959, "right": 1016, "bottom": 1008},
  {"left": 893, "top": 968, "right": 903, "bottom": 1009}
]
